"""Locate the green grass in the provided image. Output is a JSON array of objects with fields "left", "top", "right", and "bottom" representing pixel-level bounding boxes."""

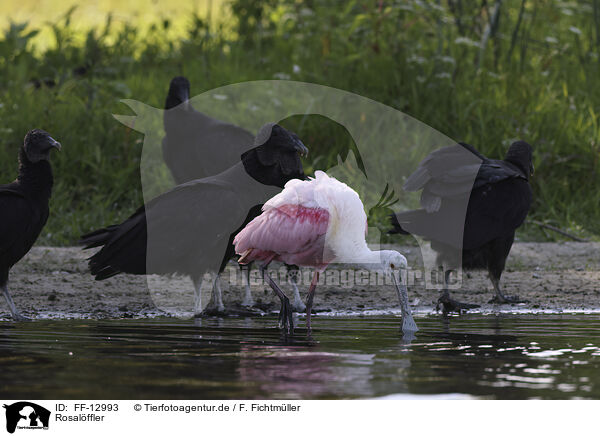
[{"left": 1, "top": 0, "right": 600, "bottom": 245}]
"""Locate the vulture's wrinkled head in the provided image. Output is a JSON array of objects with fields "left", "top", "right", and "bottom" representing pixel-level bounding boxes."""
[{"left": 23, "top": 129, "right": 61, "bottom": 163}]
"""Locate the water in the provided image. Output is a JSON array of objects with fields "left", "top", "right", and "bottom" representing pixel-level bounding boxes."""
[{"left": 1, "top": 314, "right": 599, "bottom": 399}]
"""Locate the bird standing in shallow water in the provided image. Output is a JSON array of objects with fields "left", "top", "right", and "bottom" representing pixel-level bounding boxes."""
[
  {"left": 234, "top": 171, "right": 418, "bottom": 335},
  {"left": 0, "top": 129, "right": 61, "bottom": 320},
  {"left": 390, "top": 141, "right": 534, "bottom": 313}
]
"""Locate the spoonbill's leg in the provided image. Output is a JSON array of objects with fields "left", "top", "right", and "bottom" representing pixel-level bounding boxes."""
[
  {"left": 260, "top": 261, "right": 293, "bottom": 334},
  {"left": 488, "top": 274, "right": 527, "bottom": 304},
  {"left": 304, "top": 271, "right": 320, "bottom": 335},
  {"left": 241, "top": 264, "right": 255, "bottom": 307},
  {"left": 436, "top": 269, "right": 479, "bottom": 314},
  {"left": 287, "top": 265, "right": 306, "bottom": 312},
  {"left": 2, "top": 282, "right": 30, "bottom": 321}
]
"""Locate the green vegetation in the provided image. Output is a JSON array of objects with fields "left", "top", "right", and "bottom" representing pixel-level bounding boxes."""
[{"left": 0, "top": 0, "right": 599, "bottom": 245}]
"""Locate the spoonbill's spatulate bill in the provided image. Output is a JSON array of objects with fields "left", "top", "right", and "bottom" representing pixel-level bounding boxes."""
[
  {"left": 0, "top": 129, "right": 61, "bottom": 321},
  {"left": 235, "top": 170, "right": 418, "bottom": 335},
  {"left": 390, "top": 141, "right": 533, "bottom": 313}
]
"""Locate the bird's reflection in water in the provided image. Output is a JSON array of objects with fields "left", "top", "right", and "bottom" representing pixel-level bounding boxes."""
[
  {"left": 1, "top": 315, "right": 598, "bottom": 399},
  {"left": 236, "top": 344, "right": 378, "bottom": 398}
]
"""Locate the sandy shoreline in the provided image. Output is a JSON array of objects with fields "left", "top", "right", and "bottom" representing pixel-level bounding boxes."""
[{"left": 2, "top": 242, "right": 600, "bottom": 321}]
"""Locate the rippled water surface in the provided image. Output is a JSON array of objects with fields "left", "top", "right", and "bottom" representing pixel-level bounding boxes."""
[{"left": 1, "top": 314, "right": 599, "bottom": 399}]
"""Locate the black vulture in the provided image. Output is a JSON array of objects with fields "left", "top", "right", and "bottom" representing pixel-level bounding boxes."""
[
  {"left": 0, "top": 129, "right": 61, "bottom": 320},
  {"left": 80, "top": 123, "right": 307, "bottom": 318},
  {"left": 389, "top": 141, "right": 534, "bottom": 312},
  {"left": 162, "top": 76, "right": 255, "bottom": 185},
  {"left": 161, "top": 76, "right": 304, "bottom": 313}
]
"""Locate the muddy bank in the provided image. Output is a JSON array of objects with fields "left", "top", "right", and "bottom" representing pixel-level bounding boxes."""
[{"left": 2, "top": 242, "right": 600, "bottom": 320}]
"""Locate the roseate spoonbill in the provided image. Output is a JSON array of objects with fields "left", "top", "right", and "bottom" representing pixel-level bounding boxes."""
[
  {"left": 234, "top": 171, "right": 418, "bottom": 335},
  {"left": 162, "top": 76, "right": 305, "bottom": 313},
  {"left": 390, "top": 141, "right": 533, "bottom": 313},
  {"left": 1, "top": 130, "right": 61, "bottom": 321},
  {"left": 80, "top": 123, "right": 307, "bottom": 317}
]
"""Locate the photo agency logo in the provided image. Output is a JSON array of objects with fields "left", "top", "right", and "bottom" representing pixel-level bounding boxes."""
[
  {"left": 3, "top": 402, "right": 50, "bottom": 433},
  {"left": 101, "top": 79, "right": 479, "bottom": 316}
]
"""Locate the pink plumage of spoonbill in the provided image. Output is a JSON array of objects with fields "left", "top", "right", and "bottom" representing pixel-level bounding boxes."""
[{"left": 234, "top": 170, "right": 418, "bottom": 335}]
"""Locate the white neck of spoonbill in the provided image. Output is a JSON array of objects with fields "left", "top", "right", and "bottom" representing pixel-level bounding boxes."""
[{"left": 343, "top": 248, "right": 387, "bottom": 271}]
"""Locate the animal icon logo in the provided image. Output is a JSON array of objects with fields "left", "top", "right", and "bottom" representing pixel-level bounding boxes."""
[{"left": 3, "top": 402, "right": 50, "bottom": 433}]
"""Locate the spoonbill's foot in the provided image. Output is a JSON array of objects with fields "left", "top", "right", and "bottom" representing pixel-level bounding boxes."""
[
  {"left": 488, "top": 295, "right": 528, "bottom": 304},
  {"left": 277, "top": 299, "right": 294, "bottom": 335},
  {"left": 260, "top": 260, "right": 294, "bottom": 335},
  {"left": 436, "top": 294, "right": 480, "bottom": 314},
  {"left": 305, "top": 309, "right": 316, "bottom": 338},
  {"left": 286, "top": 305, "right": 295, "bottom": 334}
]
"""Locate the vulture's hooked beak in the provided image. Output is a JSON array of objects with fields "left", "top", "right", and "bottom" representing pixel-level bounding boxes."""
[
  {"left": 177, "top": 88, "right": 190, "bottom": 110},
  {"left": 179, "top": 99, "right": 190, "bottom": 111},
  {"left": 49, "top": 137, "right": 61, "bottom": 151},
  {"left": 293, "top": 138, "right": 309, "bottom": 157}
]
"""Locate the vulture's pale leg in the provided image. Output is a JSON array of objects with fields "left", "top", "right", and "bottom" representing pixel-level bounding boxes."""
[
  {"left": 489, "top": 275, "right": 527, "bottom": 304},
  {"left": 436, "top": 269, "right": 480, "bottom": 314},
  {"left": 211, "top": 272, "right": 226, "bottom": 312},
  {"left": 192, "top": 277, "right": 204, "bottom": 317},
  {"left": 241, "top": 265, "right": 254, "bottom": 307},
  {"left": 305, "top": 271, "right": 320, "bottom": 335},
  {"left": 2, "top": 283, "right": 29, "bottom": 321},
  {"left": 287, "top": 266, "right": 306, "bottom": 312},
  {"left": 260, "top": 262, "right": 293, "bottom": 334}
]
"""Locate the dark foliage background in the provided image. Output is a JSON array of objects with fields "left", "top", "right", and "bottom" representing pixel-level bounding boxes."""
[{"left": 0, "top": 0, "right": 598, "bottom": 244}]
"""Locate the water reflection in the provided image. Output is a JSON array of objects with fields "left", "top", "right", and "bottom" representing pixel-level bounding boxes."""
[
  {"left": 0, "top": 314, "right": 598, "bottom": 399},
  {"left": 236, "top": 346, "right": 377, "bottom": 398}
]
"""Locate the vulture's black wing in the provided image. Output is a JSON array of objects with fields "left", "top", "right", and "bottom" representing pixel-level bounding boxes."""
[
  {"left": 392, "top": 142, "right": 532, "bottom": 248},
  {"left": 473, "top": 159, "right": 528, "bottom": 189},
  {"left": 390, "top": 176, "right": 532, "bottom": 250},
  {"left": 403, "top": 143, "right": 485, "bottom": 191},
  {"left": 84, "top": 177, "right": 254, "bottom": 280},
  {"left": 144, "top": 178, "right": 249, "bottom": 270},
  {"left": 162, "top": 106, "right": 255, "bottom": 184},
  {"left": 403, "top": 143, "right": 528, "bottom": 213},
  {"left": 403, "top": 143, "right": 484, "bottom": 212},
  {"left": 462, "top": 178, "right": 532, "bottom": 250},
  {"left": 0, "top": 186, "right": 35, "bottom": 265}
]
